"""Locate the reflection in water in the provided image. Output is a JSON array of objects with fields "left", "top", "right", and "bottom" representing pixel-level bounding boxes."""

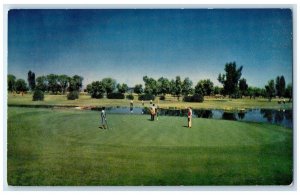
[
  {"left": 159, "top": 109, "right": 189, "bottom": 117},
  {"left": 222, "top": 112, "right": 237, "bottom": 121},
  {"left": 260, "top": 109, "right": 273, "bottom": 122},
  {"left": 274, "top": 111, "right": 284, "bottom": 123},
  {"left": 193, "top": 110, "right": 213, "bottom": 118},
  {"left": 237, "top": 112, "right": 245, "bottom": 120},
  {"left": 284, "top": 110, "right": 293, "bottom": 121},
  {"left": 259, "top": 109, "right": 293, "bottom": 127},
  {"left": 90, "top": 106, "right": 292, "bottom": 128}
]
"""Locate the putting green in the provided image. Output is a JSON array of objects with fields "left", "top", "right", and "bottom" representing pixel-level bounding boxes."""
[{"left": 7, "top": 107, "right": 293, "bottom": 185}]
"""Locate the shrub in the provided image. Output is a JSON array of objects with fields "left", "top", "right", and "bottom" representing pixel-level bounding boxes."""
[
  {"left": 126, "top": 94, "right": 134, "bottom": 100},
  {"left": 32, "top": 90, "right": 44, "bottom": 101},
  {"left": 159, "top": 95, "right": 166, "bottom": 100},
  {"left": 183, "top": 93, "right": 204, "bottom": 103},
  {"left": 138, "top": 93, "right": 155, "bottom": 101},
  {"left": 183, "top": 95, "right": 192, "bottom": 102},
  {"left": 192, "top": 93, "right": 204, "bottom": 102},
  {"left": 67, "top": 91, "right": 79, "bottom": 100},
  {"left": 91, "top": 93, "right": 104, "bottom": 99},
  {"left": 107, "top": 92, "right": 125, "bottom": 99}
]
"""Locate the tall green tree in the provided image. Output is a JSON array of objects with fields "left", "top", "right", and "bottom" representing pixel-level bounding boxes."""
[
  {"left": 265, "top": 79, "right": 275, "bottom": 101},
  {"left": 195, "top": 82, "right": 204, "bottom": 95},
  {"left": 87, "top": 81, "right": 105, "bottom": 99},
  {"left": 8, "top": 74, "right": 16, "bottom": 93},
  {"left": 15, "top": 79, "right": 28, "bottom": 94},
  {"left": 239, "top": 78, "right": 248, "bottom": 97},
  {"left": 218, "top": 62, "right": 243, "bottom": 98},
  {"left": 213, "top": 86, "right": 221, "bottom": 95},
  {"left": 169, "top": 79, "right": 176, "bottom": 97},
  {"left": 133, "top": 84, "right": 143, "bottom": 94},
  {"left": 102, "top": 78, "right": 116, "bottom": 94},
  {"left": 247, "top": 86, "right": 264, "bottom": 99},
  {"left": 195, "top": 79, "right": 214, "bottom": 96},
  {"left": 27, "top": 70, "right": 36, "bottom": 91},
  {"left": 285, "top": 83, "right": 292, "bottom": 102},
  {"left": 58, "top": 75, "right": 69, "bottom": 94},
  {"left": 86, "top": 84, "right": 92, "bottom": 94},
  {"left": 35, "top": 76, "right": 48, "bottom": 92},
  {"left": 47, "top": 74, "right": 60, "bottom": 94},
  {"left": 182, "top": 77, "right": 193, "bottom": 96},
  {"left": 157, "top": 77, "right": 170, "bottom": 95},
  {"left": 174, "top": 76, "right": 182, "bottom": 100},
  {"left": 117, "top": 83, "right": 128, "bottom": 94},
  {"left": 69, "top": 75, "right": 83, "bottom": 92},
  {"left": 143, "top": 76, "right": 158, "bottom": 96},
  {"left": 275, "top": 75, "right": 286, "bottom": 97}
]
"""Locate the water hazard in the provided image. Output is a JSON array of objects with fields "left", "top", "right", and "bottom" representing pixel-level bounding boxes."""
[
  {"left": 8, "top": 104, "right": 292, "bottom": 128},
  {"left": 91, "top": 106, "right": 293, "bottom": 128}
]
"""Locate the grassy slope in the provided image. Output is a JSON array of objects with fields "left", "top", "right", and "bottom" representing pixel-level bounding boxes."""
[
  {"left": 7, "top": 107, "right": 293, "bottom": 186},
  {"left": 8, "top": 93, "right": 292, "bottom": 110}
]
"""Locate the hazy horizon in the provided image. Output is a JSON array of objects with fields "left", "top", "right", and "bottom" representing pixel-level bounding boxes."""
[{"left": 8, "top": 9, "right": 293, "bottom": 88}]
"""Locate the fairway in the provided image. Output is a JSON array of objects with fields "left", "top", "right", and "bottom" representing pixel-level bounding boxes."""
[{"left": 7, "top": 107, "right": 293, "bottom": 186}]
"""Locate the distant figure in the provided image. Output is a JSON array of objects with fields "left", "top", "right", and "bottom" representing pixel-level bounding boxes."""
[
  {"left": 150, "top": 99, "right": 153, "bottom": 105},
  {"left": 130, "top": 100, "right": 133, "bottom": 113},
  {"left": 141, "top": 100, "right": 144, "bottom": 106},
  {"left": 100, "top": 107, "right": 107, "bottom": 129},
  {"left": 150, "top": 104, "right": 156, "bottom": 121},
  {"left": 187, "top": 107, "right": 192, "bottom": 128}
]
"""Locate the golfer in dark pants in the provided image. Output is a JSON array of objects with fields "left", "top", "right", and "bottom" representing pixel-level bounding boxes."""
[
  {"left": 187, "top": 107, "right": 192, "bottom": 128},
  {"left": 150, "top": 104, "right": 156, "bottom": 121},
  {"left": 130, "top": 100, "right": 133, "bottom": 113}
]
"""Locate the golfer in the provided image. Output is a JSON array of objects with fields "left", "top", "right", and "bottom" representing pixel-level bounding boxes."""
[
  {"left": 187, "top": 107, "right": 192, "bottom": 128},
  {"left": 150, "top": 104, "right": 156, "bottom": 121},
  {"left": 130, "top": 100, "right": 133, "bottom": 113},
  {"left": 100, "top": 107, "right": 107, "bottom": 129}
]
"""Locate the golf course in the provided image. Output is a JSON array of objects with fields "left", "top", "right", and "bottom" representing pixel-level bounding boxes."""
[
  {"left": 7, "top": 8, "right": 294, "bottom": 187},
  {"left": 7, "top": 99, "right": 293, "bottom": 186}
]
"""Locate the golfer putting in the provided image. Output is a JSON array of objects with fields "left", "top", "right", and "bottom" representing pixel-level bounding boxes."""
[{"left": 100, "top": 107, "right": 109, "bottom": 129}]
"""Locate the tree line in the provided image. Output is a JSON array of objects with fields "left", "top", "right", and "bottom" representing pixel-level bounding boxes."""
[
  {"left": 7, "top": 62, "right": 293, "bottom": 102},
  {"left": 8, "top": 72, "right": 83, "bottom": 94},
  {"left": 8, "top": 72, "right": 84, "bottom": 100}
]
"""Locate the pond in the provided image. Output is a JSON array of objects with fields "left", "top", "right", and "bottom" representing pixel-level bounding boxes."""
[{"left": 91, "top": 106, "right": 293, "bottom": 128}]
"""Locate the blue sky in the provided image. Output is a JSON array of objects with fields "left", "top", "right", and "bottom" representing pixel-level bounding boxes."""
[{"left": 8, "top": 9, "right": 293, "bottom": 88}]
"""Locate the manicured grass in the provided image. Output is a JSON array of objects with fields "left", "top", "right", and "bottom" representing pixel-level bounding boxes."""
[
  {"left": 8, "top": 93, "right": 292, "bottom": 110},
  {"left": 7, "top": 107, "right": 293, "bottom": 186}
]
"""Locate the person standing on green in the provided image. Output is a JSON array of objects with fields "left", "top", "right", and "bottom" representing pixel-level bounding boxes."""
[
  {"left": 187, "top": 107, "right": 192, "bottom": 128},
  {"left": 150, "top": 104, "right": 156, "bottom": 121},
  {"left": 130, "top": 100, "right": 134, "bottom": 113},
  {"left": 100, "top": 107, "right": 107, "bottom": 129}
]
